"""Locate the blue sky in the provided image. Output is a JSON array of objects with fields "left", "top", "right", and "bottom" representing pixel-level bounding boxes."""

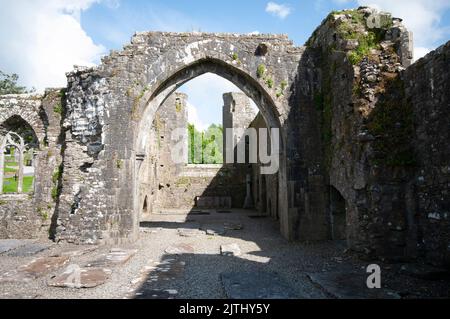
[
  {"left": 1, "top": 0, "right": 450, "bottom": 128},
  {"left": 81, "top": 0, "right": 327, "bottom": 49}
]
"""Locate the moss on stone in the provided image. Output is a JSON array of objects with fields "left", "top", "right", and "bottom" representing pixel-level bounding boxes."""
[
  {"left": 265, "top": 77, "right": 274, "bottom": 89},
  {"left": 175, "top": 101, "right": 183, "bottom": 113},
  {"left": 367, "top": 77, "right": 416, "bottom": 167},
  {"left": 53, "top": 102, "right": 63, "bottom": 115},
  {"left": 175, "top": 176, "right": 191, "bottom": 187},
  {"left": 257, "top": 64, "right": 266, "bottom": 78},
  {"left": 51, "top": 186, "right": 58, "bottom": 201}
]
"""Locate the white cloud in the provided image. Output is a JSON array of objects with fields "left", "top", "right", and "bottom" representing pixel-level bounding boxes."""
[
  {"left": 355, "top": 0, "right": 450, "bottom": 60},
  {"left": 414, "top": 47, "right": 432, "bottom": 60},
  {"left": 266, "top": 2, "right": 292, "bottom": 19},
  {"left": 186, "top": 101, "right": 208, "bottom": 132},
  {"left": 0, "top": 0, "right": 107, "bottom": 91}
]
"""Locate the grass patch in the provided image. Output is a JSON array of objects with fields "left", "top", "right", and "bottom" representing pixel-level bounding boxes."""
[
  {"left": 348, "top": 31, "right": 383, "bottom": 65},
  {"left": 3, "top": 166, "right": 17, "bottom": 173},
  {"left": 333, "top": 9, "right": 385, "bottom": 65},
  {"left": 2, "top": 176, "right": 34, "bottom": 193}
]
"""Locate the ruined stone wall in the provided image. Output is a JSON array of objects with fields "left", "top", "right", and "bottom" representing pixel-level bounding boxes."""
[
  {"left": 304, "top": 7, "right": 415, "bottom": 256},
  {"left": 1, "top": 7, "right": 447, "bottom": 268},
  {"left": 56, "top": 32, "right": 303, "bottom": 244},
  {"left": 222, "top": 92, "right": 258, "bottom": 162},
  {"left": 0, "top": 91, "right": 64, "bottom": 239},
  {"left": 303, "top": 7, "right": 449, "bottom": 266},
  {"left": 403, "top": 42, "right": 450, "bottom": 266}
]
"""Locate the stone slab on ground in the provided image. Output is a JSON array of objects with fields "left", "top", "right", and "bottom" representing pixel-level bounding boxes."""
[
  {"left": 86, "top": 248, "right": 137, "bottom": 268},
  {"left": 0, "top": 256, "right": 70, "bottom": 283},
  {"left": 48, "top": 265, "right": 112, "bottom": 288},
  {"left": 0, "top": 239, "right": 27, "bottom": 254},
  {"left": 306, "top": 272, "right": 400, "bottom": 299},
  {"left": 202, "top": 226, "right": 226, "bottom": 236},
  {"left": 221, "top": 271, "right": 298, "bottom": 299},
  {"left": 7, "top": 242, "right": 51, "bottom": 257},
  {"left": 177, "top": 228, "right": 205, "bottom": 237},
  {"left": 221, "top": 244, "right": 241, "bottom": 256},
  {"left": 165, "top": 244, "right": 195, "bottom": 255},
  {"left": 20, "top": 256, "right": 70, "bottom": 279}
]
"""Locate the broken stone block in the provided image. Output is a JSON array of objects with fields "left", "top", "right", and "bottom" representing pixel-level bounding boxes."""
[
  {"left": 221, "top": 244, "right": 241, "bottom": 256},
  {"left": 86, "top": 248, "right": 137, "bottom": 268},
  {"left": 203, "top": 226, "right": 226, "bottom": 236},
  {"left": 165, "top": 244, "right": 195, "bottom": 255},
  {"left": 48, "top": 264, "right": 112, "bottom": 288}
]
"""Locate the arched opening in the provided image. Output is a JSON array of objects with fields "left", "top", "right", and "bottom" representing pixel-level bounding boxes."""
[
  {"left": 329, "top": 186, "right": 347, "bottom": 241},
  {"left": 0, "top": 116, "right": 39, "bottom": 195},
  {"left": 134, "top": 57, "right": 288, "bottom": 237},
  {"left": 142, "top": 196, "right": 148, "bottom": 214}
]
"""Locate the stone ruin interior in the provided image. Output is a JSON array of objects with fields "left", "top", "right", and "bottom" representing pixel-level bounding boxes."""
[{"left": 0, "top": 7, "right": 449, "bottom": 299}]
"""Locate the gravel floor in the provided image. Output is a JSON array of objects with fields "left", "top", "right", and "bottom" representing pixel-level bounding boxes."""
[{"left": 0, "top": 209, "right": 449, "bottom": 299}]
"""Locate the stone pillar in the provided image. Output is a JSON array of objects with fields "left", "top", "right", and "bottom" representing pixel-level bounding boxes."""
[
  {"left": 222, "top": 92, "right": 257, "bottom": 163},
  {"left": 243, "top": 174, "right": 254, "bottom": 208},
  {"left": 17, "top": 148, "right": 24, "bottom": 193}
]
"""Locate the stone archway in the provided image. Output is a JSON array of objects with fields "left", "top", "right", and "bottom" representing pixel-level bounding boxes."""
[
  {"left": 58, "top": 32, "right": 305, "bottom": 245},
  {"left": 133, "top": 57, "right": 289, "bottom": 240}
]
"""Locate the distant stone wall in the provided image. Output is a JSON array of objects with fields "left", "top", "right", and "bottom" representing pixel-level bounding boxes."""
[
  {"left": 404, "top": 42, "right": 450, "bottom": 266},
  {"left": 145, "top": 92, "right": 248, "bottom": 213}
]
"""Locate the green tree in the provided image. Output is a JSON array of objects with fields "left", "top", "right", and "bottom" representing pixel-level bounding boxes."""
[
  {"left": 0, "top": 70, "right": 30, "bottom": 95},
  {"left": 188, "top": 123, "right": 223, "bottom": 164}
]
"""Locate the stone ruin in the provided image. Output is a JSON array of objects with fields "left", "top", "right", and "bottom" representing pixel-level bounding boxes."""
[{"left": 0, "top": 7, "right": 449, "bottom": 267}]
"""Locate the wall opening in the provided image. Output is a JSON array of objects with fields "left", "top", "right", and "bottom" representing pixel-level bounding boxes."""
[
  {"left": 0, "top": 116, "right": 39, "bottom": 195},
  {"left": 137, "top": 72, "right": 275, "bottom": 217},
  {"left": 329, "top": 186, "right": 347, "bottom": 241}
]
